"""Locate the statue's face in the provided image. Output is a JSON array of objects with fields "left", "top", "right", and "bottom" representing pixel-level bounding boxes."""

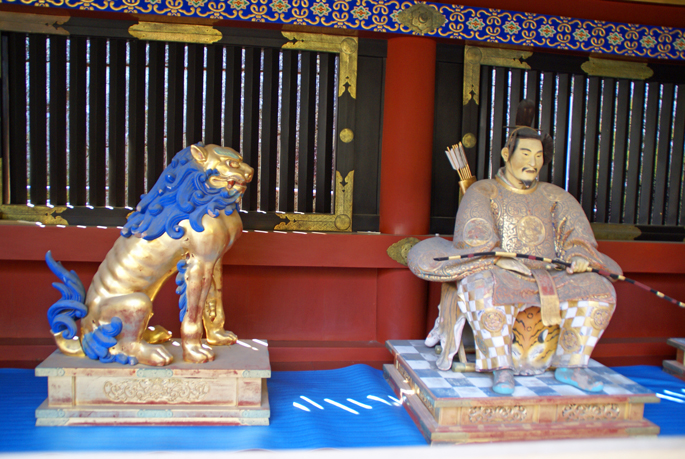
[{"left": 503, "top": 138, "right": 543, "bottom": 189}]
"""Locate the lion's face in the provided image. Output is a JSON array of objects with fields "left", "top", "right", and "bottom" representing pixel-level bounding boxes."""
[{"left": 191, "top": 144, "right": 254, "bottom": 197}]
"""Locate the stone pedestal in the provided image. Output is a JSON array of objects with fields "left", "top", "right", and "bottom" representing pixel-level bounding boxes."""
[
  {"left": 384, "top": 340, "right": 659, "bottom": 444},
  {"left": 35, "top": 339, "right": 270, "bottom": 426},
  {"left": 663, "top": 338, "right": 685, "bottom": 380}
]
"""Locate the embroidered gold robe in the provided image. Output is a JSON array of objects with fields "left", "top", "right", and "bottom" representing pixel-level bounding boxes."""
[{"left": 408, "top": 176, "right": 621, "bottom": 306}]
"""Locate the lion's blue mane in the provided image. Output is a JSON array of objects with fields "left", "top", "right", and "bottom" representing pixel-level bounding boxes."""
[{"left": 122, "top": 144, "right": 242, "bottom": 241}]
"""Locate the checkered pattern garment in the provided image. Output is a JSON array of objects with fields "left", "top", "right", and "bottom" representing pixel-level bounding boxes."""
[{"left": 457, "top": 272, "right": 615, "bottom": 371}]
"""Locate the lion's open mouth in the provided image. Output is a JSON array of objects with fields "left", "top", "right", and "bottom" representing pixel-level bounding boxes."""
[
  {"left": 227, "top": 179, "right": 246, "bottom": 188},
  {"left": 226, "top": 178, "right": 248, "bottom": 194},
  {"left": 208, "top": 175, "right": 249, "bottom": 192}
]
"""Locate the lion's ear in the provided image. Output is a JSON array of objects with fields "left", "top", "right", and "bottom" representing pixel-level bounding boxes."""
[{"left": 190, "top": 144, "right": 208, "bottom": 163}]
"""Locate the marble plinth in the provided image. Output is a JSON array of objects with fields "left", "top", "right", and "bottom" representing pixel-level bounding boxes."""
[
  {"left": 35, "top": 339, "right": 271, "bottom": 426},
  {"left": 384, "top": 340, "right": 659, "bottom": 444}
]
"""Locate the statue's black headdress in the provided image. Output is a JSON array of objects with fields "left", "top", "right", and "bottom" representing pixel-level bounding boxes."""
[{"left": 504, "top": 100, "right": 553, "bottom": 165}]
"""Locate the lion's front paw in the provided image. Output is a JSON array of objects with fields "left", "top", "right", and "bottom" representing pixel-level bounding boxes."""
[
  {"left": 183, "top": 341, "right": 215, "bottom": 363},
  {"left": 206, "top": 329, "right": 237, "bottom": 346},
  {"left": 124, "top": 342, "right": 173, "bottom": 366}
]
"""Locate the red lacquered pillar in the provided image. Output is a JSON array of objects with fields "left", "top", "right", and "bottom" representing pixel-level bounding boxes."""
[{"left": 377, "top": 37, "right": 436, "bottom": 343}]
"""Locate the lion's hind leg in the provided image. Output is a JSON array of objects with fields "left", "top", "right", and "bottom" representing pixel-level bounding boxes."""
[
  {"left": 202, "top": 260, "right": 237, "bottom": 346},
  {"left": 203, "top": 301, "right": 237, "bottom": 346},
  {"left": 95, "top": 293, "right": 173, "bottom": 366}
]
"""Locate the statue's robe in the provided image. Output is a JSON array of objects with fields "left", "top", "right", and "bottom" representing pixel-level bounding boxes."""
[{"left": 408, "top": 174, "right": 622, "bottom": 372}]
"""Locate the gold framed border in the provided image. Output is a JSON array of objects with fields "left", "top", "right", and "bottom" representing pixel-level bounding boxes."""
[
  {"left": 275, "top": 32, "right": 359, "bottom": 232},
  {"left": 128, "top": 22, "right": 222, "bottom": 44},
  {"left": 581, "top": 57, "right": 653, "bottom": 80},
  {"left": 0, "top": 12, "right": 70, "bottom": 35},
  {"left": 274, "top": 171, "right": 354, "bottom": 232},
  {"left": 464, "top": 45, "right": 532, "bottom": 106},
  {"left": 282, "top": 32, "right": 358, "bottom": 99},
  {"left": 0, "top": 204, "right": 68, "bottom": 225}
]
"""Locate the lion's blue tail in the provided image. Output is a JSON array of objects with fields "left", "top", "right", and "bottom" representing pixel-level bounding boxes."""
[
  {"left": 45, "top": 251, "right": 135, "bottom": 365},
  {"left": 45, "top": 251, "right": 87, "bottom": 339}
]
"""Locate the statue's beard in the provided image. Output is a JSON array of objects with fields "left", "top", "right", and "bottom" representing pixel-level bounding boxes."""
[
  {"left": 521, "top": 179, "right": 535, "bottom": 188},
  {"left": 520, "top": 168, "right": 538, "bottom": 188}
]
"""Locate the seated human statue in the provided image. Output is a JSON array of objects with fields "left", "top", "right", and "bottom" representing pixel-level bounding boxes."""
[{"left": 407, "top": 100, "right": 622, "bottom": 395}]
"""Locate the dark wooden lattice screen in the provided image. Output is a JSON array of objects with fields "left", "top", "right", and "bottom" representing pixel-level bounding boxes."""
[
  {"left": 431, "top": 44, "right": 685, "bottom": 239},
  {"left": 1, "top": 29, "right": 345, "bottom": 227}
]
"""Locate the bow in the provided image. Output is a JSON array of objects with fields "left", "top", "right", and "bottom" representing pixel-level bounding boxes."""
[{"left": 433, "top": 251, "right": 685, "bottom": 308}]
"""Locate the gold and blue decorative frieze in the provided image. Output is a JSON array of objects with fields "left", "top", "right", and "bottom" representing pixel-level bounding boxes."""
[{"left": 1, "top": 0, "right": 683, "bottom": 61}]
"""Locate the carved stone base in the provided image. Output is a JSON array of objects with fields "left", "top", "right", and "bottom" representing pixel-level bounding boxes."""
[
  {"left": 663, "top": 338, "right": 685, "bottom": 381},
  {"left": 384, "top": 340, "right": 659, "bottom": 444},
  {"left": 35, "top": 339, "right": 270, "bottom": 426}
]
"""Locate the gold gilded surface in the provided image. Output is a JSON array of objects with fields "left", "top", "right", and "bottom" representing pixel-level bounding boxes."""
[
  {"left": 466, "top": 406, "right": 528, "bottom": 424},
  {"left": 283, "top": 32, "right": 358, "bottom": 99},
  {"left": 387, "top": 237, "right": 420, "bottom": 266},
  {"left": 142, "top": 325, "right": 173, "bottom": 345},
  {"left": 458, "top": 177, "right": 477, "bottom": 203},
  {"left": 275, "top": 170, "right": 353, "bottom": 232},
  {"left": 461, "top": 133, "right": 477, "bottom": 149},
  {"left": 51, "top": 145, "right": 252, "bottom": 366},
  {"left": 517, "top": 216, "right": 546, "bottom": 246},
  {"left": 480, "top": 47, "right": 533, "bottom": 69},
  {"left": 463, "top": 46, "right": 483, "bottom": 105},
  {"left": 560, "top": 329, "right": 581, "bottom": 353},
  {"left": 590, "top": 223, "right": 642, "bottom": 241},
  {"left": 396, "top": 362, "right": 435, "bottom": 417},
  {"left": 581, "top": 57, "right": 653, "bottom": 80},
  {"left": 0, "top": 12, "right": 70, "bottom": 35},
  {"left": 561, "top": 403, "right": 621, "bottom": 422},
  {"left": 339, "top": 128, "right": 354, "bottom": 143},
  {"left": 396, "top": 4, "right": 446, "bottom": 35},
  {"left": 591, "top": 307, "right": 613, "bottom": 330},
  {"left": 463, "top": 46, "right": 532, "bottom": 105},
  {"left": 129, "top": 22, "right": 221, "bottom": 44},
  {"left": 0, "top": 204, "right": 68, "bottom": 225},
  {"left": 495, "top": 174, "right": 537, "bottom": 194},
  {"left": 103, "top": 378, "right": 211, "bottom": 403},
  {"left": 53, "top": 331, "right": 86, "bottom": 357},
  {"left": 481, "top": 309, "right": 506, "bottom": 332}
]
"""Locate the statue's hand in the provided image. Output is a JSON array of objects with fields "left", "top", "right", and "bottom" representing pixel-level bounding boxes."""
[
  {"left": 566, "top": 256, "right": 590, "bottom": 274},
  {"left": 495, "top": 257, "right": 532, "bottom": 276}
]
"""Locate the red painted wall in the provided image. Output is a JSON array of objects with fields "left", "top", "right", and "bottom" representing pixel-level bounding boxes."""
[{"left": 1, "top": 225, "right": 684, "bottom": 370}]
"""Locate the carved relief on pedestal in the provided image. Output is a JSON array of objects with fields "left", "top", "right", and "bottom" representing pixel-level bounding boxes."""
[
  {"left": 466, "top": 406, "right": 528, "bottom": 424},
  {"left": 103, "top": 378, "right": 211, "bottom": 403},
  {"left": 561, "top": 403, "right": 621, "bottom": 422}
]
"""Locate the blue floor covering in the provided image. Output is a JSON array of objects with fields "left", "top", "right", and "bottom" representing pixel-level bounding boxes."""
[{"left": 0, "top": 364, "right": 683, "bottom": 452}]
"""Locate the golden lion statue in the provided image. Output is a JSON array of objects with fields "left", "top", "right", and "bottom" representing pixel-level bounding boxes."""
[{"left": 46, "top": 144, "right": 253, "bottom": 366}]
